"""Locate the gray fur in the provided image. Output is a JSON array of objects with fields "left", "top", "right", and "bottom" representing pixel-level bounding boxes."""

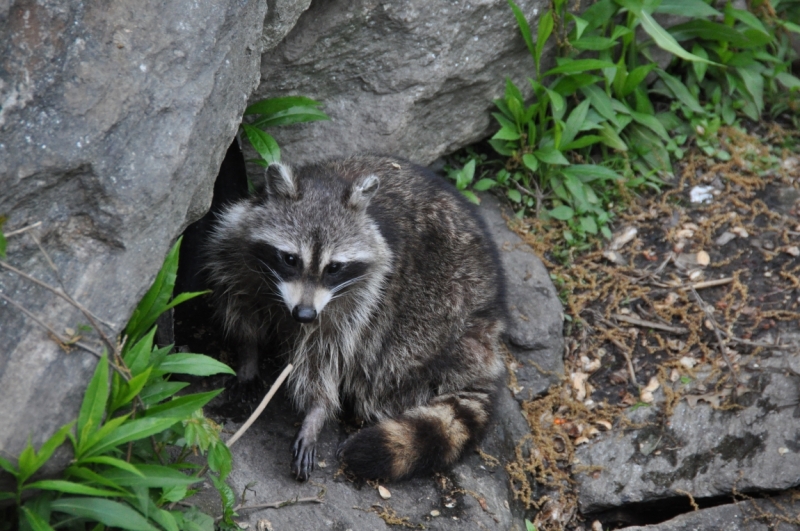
[{"left": 205, "top": 156, "right": 507, "bottom": 481}]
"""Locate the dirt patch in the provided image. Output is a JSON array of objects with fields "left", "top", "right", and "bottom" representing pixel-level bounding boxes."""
[{"left": 505, "top": 123, "right": 800, "bottom": 529}]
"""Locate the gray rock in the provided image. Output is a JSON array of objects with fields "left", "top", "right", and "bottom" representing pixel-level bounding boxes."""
[
  {"left": 478, "top": 194, "right": 565, "bottom": 399},
  {"left": 576, "top": 334, "right": 800, "bottom": 513},
  {"left": 0, "top": 0, "right": 267, "bottom": 484},
  {"left": 251, "top": 0, "right": 548, "bottom": 167},
  {"left": 262, "top": 0, "right": 313, "bottom": 51},
  {"left": 619, "top": 493, "right": 800, "bottom": 531}
]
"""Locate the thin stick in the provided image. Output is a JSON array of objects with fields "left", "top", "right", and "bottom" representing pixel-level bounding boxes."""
[
  {"left": 612, "top": 313, "right": 689, "bottom": 335},
  {"left": 0, "top": 292, "right": 104, "bottom": 359},
  {"left": 226, "top": 364, "right": 294, "bottom": 447},
  {"left": 5, "top": 222, "right": 42, "bottom": 237},
  {"left": 0, "top": 259, "right": 116, "bottom": 353},
  {"left": 678, "top": 277, "right": 734, "bottom": 290},
  {"left": 689, "top": 286, "right": 739, "bottom": 388},
  {"left": 588, "top": 310, "right": 640, "bottom": 387},
  {"left": 214, "top": 495, "right": 323, "bottom": 522}
]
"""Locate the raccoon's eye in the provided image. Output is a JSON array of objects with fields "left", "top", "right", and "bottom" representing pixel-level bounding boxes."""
[
  {"left": 282, "top": 253, "right": 299, "bottom": 267},
  {"left": 326, "top": 262, "right": 342, "bottom": 275}
]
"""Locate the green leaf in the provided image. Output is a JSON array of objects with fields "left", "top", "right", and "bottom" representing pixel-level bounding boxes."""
[
  {"left": 581, "top": 85, "right": 620, "bottom": 127},
  {"left": 562, "top": 165, "right": 623, "bottom": 183},
  {"left": 77, "top": 414, "right": 129, "bottom": 459},
  {"left": 560, "top": 135, "right": 603, "bottom": 151},
  {"left": 571, "top": 36, "right": 617, "bottom": 51},
  {"left": 79, "top": 456, "right": 145, "bottom": 477},
  {"left": 144, "top": 390, "right": 222, "bottom": 419},
  {"left": 25, "top": 480, "right": 125, "bottom": 497},
  {"left": 543, "top": 59, "right": 616, "bottom": 77},
  {"left": 580, "top": 216, "right": 598, "bottom": 234},
  {"left": 582, "top": 0, "right": 617, "bottom": 31},
  {"left": 777, "top": 72, "right": 800, "bottom": 91},
  {"left": 509, "top": 0, "right": 536, "bottom": 63},
  {"left": 737, "top": 66, "right": 764, "bottom": 116},
  {"left": 692, "top": 43, "right": 708, "bottom": 83},
  {"left": 656, "top": 70, "right": 706, "bottom": 115},
  {"left": 110, "top": 368, "right": 152, "bottom": 414},
  {"left": 50, "top": 498, "right": 158, "bottom": 531},
  {"left": 668, "top": 20, "right": 759, "bottom": 48},
  {"left": 208, "top": 443, "right": 233, "bottom": 479},
  {"left": 0, "top": 216, "right": 7, "bottom": 259},
  {"left": 473, "top": 178, "right": 497, "bottom": 191},
  {"left": 563, "top": 174, "right": 589, "bottom": 209},
  {"left": 549, "top": 206, "right": 575, "bottom": 220},
  {"left": 492, "top": 126, "right": 521, "bottom": 141},
  {"left": 123, "top": 328, "right": 156, "bottom": 377},
  {"left": 460, "top": 190, "right": 481, "bottom": 205},
  {"left": 244, "top": 96, "right": 322, "bottom": 116},
  {"left": 139, "top": 381, "right": 190, "bottom": 406},
  {"left": 157, "top": 354, "right": 236, "bottom": 377},
  {"left": 18, "top": 423, "right": 74, "bottom": 484},
  {"left": 598, "top": 122, "right": 628, "bottom": 151},
  {"left": 249, "top": 106, "right": 329, "bottom": 129},
  {"left": 103, "top": 465, "right": 202, "bottom": 489},
  {"left": 654, "top": 0, "right": 721, "bottom": 18},
  {"left": 534, "top": 147, "right": 570, "bottom": 165},
  {"left": 522, "top": 153, "right": 539, "bottom": 172},
  {"left": 621, "top": 63, "right": 656, "bottom": 97},
  {"left": 22, "top": 423, "right": 74, "bottom": 484},
  {"left": 0, "top": 455, "right": 17, "bottom": 476},
  {"left": 77, "top": 353, "right": 109, "bottom": 451},
  {"left": 242, "top": 124, "right": 280, "bottom": 165},
  {"left": 455, "top": 159, "right": 476, "bottom": 189},
  {"left": 507, "top": 189, "right": 522, "bottom": 203},
  {"left": 535, "top": 9, "right": 554, "bottom": 76},
  {"left": 561, "top": 99, "right": 591, "bottom": 147},
  {"left": 124, "top": 238, "right": 182, "bottom": 346},
  {"left": 726, "top": 6, "right": 768, "bottom": 35},
  {"left": 570, "top": 14, "right": 589, "bottom": 40},
  {"left": 83, "top": 417, "right": 181, "bottom": 457},
  {"left": 620, "top": 0, "right": 715, "bottom": 64},
  {"left": 160, "top": 290, "right": 210, "bottom": 315},
  {"left": 21, "top": 507, "right": 56, "bottom": 531},
  {"left": 629, "top": 110, "right": 670, "bottom": 141}
]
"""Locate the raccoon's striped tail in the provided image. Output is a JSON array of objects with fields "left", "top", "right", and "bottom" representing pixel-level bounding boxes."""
[{"left": 338, "top": 388, "right": 498, "bottom": 481}]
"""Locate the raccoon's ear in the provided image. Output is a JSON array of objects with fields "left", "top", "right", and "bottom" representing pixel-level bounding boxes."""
[
  {"left": 348, "top": 174, "right": 380, "bottom": 210},
  {"left": 265, "top": 162, "right": 297, "bottom": 199}
]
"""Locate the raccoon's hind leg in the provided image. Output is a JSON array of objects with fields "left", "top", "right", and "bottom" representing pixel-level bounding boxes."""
[{"left": 338, "top": 384, "right": 499, "bottom": 481}]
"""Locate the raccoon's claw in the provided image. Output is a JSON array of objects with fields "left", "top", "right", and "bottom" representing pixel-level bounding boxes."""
[{"left": 291, "top": 433, "right": 316, "bottom": 481}]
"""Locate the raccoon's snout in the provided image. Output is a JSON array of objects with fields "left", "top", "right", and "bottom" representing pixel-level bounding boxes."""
[{"left": 292, "top": 305, "right": 317, "bottom": 323}]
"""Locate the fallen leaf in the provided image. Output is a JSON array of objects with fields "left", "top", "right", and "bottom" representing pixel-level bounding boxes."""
[
  {"left": 610, "top": 226, "right": 638, "bottom": 251},
  {"left": 679, "top": 356, "right": 697, "bottom": 369},
  {"left": 644, "top": 376, "right": 660, "bottom": 393},
  {"left": 596, "top": 420, "right": 612, "bottom": 430},
  {"left": 783, "top": 246, "right": 800, "bottom": 257},
  {"left": 696, "top": 250, "right": 710, "bottom": 266},
  {"left": 378, "top": 485, "right": 391, "bottom": 500},
  {"left": 640, "top": 390, "right": 654, "bottom": 403}
]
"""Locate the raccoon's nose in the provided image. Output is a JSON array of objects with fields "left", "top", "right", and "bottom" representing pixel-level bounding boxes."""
[{"left": 292, "top": 305, "right": 317, "bottom": 323}]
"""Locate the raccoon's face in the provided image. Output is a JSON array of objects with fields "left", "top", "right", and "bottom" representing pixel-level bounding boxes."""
[{"left": 241, "top": 161, "right": 389, "bottom": 324}]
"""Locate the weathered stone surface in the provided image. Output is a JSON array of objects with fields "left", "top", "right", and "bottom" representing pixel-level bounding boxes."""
[
  {"left": 251, "top": 0, "right": 548, "bottom": 167},
  {"left": 261, "top": 0, "right": 313, "bottom": 51},
  {"left": 619, "top": 493, "right": 800, "bottom": 531},
  {"left": 576, "top": 333, "right": 800, "bottom": 513},
  {"left": 479, "top": 194, "right": 565, "bottom": 399},
  {"left": 0, "top": 0, "right": 268, "bottom": 482}
]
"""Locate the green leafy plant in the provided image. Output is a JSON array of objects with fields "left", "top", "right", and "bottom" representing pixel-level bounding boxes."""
[
  {"left": 240, "top": 96, "right": 329, "bottom": 167},
  {"left": 1, "top": 238, "right": 237, "bottom": 531},
  {"left": 451, "top": 0, "right": 797, "bottom": 245}
]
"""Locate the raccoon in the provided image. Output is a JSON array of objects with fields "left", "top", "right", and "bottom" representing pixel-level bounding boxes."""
[{"left": 205, "top": 155, "right": 506, "bottom": 482}]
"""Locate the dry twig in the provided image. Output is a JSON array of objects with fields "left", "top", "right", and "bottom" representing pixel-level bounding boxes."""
[
  {"left": 612, "top": 313, "right": 689, "bottom": 335},
  {"left": 226, "top": 364, "right": 294, "bottom": 447}
]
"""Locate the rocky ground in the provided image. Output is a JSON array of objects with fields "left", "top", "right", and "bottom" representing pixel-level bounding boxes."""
[{"left": 179, "top": 123, "right": 800, "bottom": 530}]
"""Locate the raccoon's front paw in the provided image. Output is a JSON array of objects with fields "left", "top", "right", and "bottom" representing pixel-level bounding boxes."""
[{"left": 291, "top": 432, "right": 316, "bottom": 481}]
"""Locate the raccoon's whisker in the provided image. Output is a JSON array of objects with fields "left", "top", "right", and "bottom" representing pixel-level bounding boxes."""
[{"left": 330, "top": 274, "right": 368, "bottom": 294}]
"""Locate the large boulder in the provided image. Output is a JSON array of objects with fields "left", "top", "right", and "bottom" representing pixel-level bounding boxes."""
[
  {"left": 251, "top": 0, "right": 548, "bottom": 167},
  {"left": 0, "top": 0, "right": 269, "bottom": 481}
]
